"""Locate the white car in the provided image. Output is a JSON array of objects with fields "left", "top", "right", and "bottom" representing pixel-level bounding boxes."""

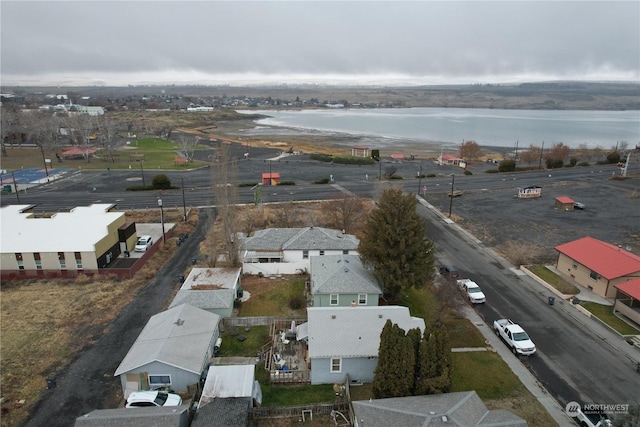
[
  {"left": 134, "top": 235, "right": 153, "bottom": 252},
  {"left": 125, "top": 390, "right": 182, "bottom": 408},
  {"left": 457, "top": 279, "right": 486, "bottom": 304}
]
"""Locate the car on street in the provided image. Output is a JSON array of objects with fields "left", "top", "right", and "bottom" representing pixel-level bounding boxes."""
[
  {"left": 125, "top": 390, "right": 182, "bottom": 408},
  {"left": 439, "top": 265, "right": 460, "bottom": 279},
  {"left": 457, "top": 278, "right": 486, "bottom": 304},
  {"left": 134, "top": 235, "right": 153, "bottom": 252},
  {"left": 574, "top": 201, "right": 586, "bottom": 210}
]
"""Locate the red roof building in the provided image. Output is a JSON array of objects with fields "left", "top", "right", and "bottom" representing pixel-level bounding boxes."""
[
  {"left": 555, "top": 196, "right": 575, "bottom": 211},
  {"left": 613, "top": 278, "right": 640, "bottom": 328},
  {"left": 555, "top": 236, "right": 640, "bottom": 298}
]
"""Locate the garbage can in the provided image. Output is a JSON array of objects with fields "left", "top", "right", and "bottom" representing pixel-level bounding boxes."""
[
  {"left": 548, "top": 296, "right": 555, "bottom": 305},
  {"left": 46, "top": 377, "right": 57, "bottom": 389}
]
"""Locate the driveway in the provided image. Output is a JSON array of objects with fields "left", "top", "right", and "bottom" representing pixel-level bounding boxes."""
[{"left": 24, "top": 209, "right": 210, "bottom": 427}]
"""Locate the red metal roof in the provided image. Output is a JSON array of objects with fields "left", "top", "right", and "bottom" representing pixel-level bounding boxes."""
[
  {"left": 615, "top": 279, "right": 640, "bottom": 300},
  {"left": 391, "top": 153, "right": 404, "bottom": 159},
  {"left": 555, "top": 196, "right": 575, "bottom": 204},
  {"left": 261, "top": 173, "right": 280, "bottom": 178},
  {"left": 555, "top": 237, "right": 640, "bottom": 280}
]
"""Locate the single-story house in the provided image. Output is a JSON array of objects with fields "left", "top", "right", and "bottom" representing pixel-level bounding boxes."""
[
  {"left": 74, "top": 405, "right": 191, "bottom": 427},
  {"left": 352, "top": 391, "right": 527, "bottom": 426},
  {"left": 310, "top": 254, "right": 382, "bottom": 307},
  {"left": 613, "top": 278, "right": 640, "bottom": 327},
  {"left": 555, "top": 196, "right": 575, "bottom": 211},
  {"left": 241, "top": 227, "right": 359, "bottom": 276},
  {"left": 114, "top": 304, "right": 221, "bottom": 396},
  {"left": 351, "top": 146, "right": 369, "bottom": 157},
  {"left": 0, "top": 204, "right": 137, "bottom": 279},
  {"left": 302, "top": 306, "right": 425, "bottom": 385},
  {"left": 170, "top": 267, "right": 242, "bottom": 318},
  {"left": 555, "top": 236, "right": 640, "bottom": 298}
]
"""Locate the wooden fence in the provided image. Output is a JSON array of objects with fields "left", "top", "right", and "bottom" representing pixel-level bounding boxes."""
[{"left": 221, "top": 316, "right": 306, "bottom": 329}]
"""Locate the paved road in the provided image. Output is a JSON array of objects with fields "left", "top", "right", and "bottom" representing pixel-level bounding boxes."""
[{"left": 24, "top": 209, "right": 211, "bottom": 427}]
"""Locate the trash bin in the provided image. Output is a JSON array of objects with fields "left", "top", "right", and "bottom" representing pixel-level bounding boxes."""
[
  {"left": 548, "top": 296, "right": 555, "bottom": 305},
  {"left": 191, "top": 258, "right": 197, "bottom": 265},
  {"left": 46, "top": 377, "right": 57, "bottom": 389}
]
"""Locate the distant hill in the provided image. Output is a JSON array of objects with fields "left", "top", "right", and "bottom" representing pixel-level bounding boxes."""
[{"left": 2, "top": 81, "right": 638, "bottom": 110}]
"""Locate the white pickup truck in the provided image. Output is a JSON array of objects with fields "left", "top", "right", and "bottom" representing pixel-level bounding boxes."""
[
  {"left": 457, "top": 279, "right": 486, "bottom": 304},
  {"left": 493, "top": 318, "right": 536, "bottom": 356}
]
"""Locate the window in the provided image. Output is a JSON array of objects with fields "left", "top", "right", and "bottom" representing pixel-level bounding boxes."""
[
  {"left": 302, "top": 250, "right": 309, "bottom": 259},
  {"left": 330, "top": 294, "right": 339, "bottom": 305},
  {"left": 358, "top": 294, "right": 367, "bottom": 305},
  {"left": 75, "top": 252, "right": 83, "bottom": 269},
  {"left": 34, "top": 253, "right": 42, "bottom": 270},
  {"left": 15, "top": 253, "right": 24, "bottom": 270},
  {"left": 589, "top": 270, "right": 598, "bottom": 280},
  {"left": 319, "top": 250, "right": 325, "bottom": 256},
  {"left": 58, "top": 252, "right": 66, "bottom": 269},
  {"left": 331, "top": 358, "right": 342, "bottom": 373},
  {"left": 148, "top": 375, "right": 172, "bottom": 388},
  {"left": 343, "top": 250, "right": 349, "bottom": 255},
  {"left": 572, "top": 261, "right": 578, "bottom": 269}
]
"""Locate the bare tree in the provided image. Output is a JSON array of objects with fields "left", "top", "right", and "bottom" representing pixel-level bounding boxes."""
[
  {"left": 320, "top": 194, "right": 369, "bottom": 234},
  {"left": 519, "top": 144, "right": 542, "bottom": 166},
  {"left": 178, "top": 134, "right": 199, "bottom": 161},
  {"left": 96, "top": 115, "right": 122, "bottom": 162},
  {"left": 273, "top": 201, "right": 299, "bottom": 228},
  {"left": 459, "top": 140, "right": 482, "bottom": 160},
  {"left": 64, "top": 113, "right": 97, "bottom": 162},
  {"left": 211, "top": 145, "right": 240, "bottom": 266}
]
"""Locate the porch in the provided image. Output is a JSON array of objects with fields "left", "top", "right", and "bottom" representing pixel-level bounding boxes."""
[{"left": 263, "top": 318, "right": 310, "bottom": 384}]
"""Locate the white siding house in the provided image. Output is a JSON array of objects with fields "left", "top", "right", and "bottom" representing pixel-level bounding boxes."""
[
  {"left": 303, "top": 306, "right": 425, "bottom": 385},
  {"left": 114, "top": 304, "right": 220, "bottom": 396},
  {"left": 241, "top": 227, "right": 359, "bottom": 275},
  {"left": 170, "top": 268, "right": 241, "bottom": 318}
]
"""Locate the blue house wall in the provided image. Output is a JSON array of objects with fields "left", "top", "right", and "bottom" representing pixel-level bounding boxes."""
[{"left": 310, "top": 357, "right": 378, "bottom": 385}]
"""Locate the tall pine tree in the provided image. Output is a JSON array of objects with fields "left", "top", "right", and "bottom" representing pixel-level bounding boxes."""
[
  {"left": 373, "top": 321, "right": 415, "bottom": 398},
  {"left": 359, "top": 188, "right": 435, "bottom": 302}
]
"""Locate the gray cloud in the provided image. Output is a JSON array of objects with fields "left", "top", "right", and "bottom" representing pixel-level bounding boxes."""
[{"left": 1, "top": 1, "right": 638, "bottom": 86}]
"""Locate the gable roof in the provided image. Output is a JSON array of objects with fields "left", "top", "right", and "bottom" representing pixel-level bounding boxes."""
[
  {"left": 555, "top": 236, "right": 640, "bottom": 280},
  {"left": 615, "top": 278, "right": 640, "bottom": 300},
  {"left": 311, "top": 254, "right": 382, "bottom": 295},
  {"left": 114, "top": 304, "right": 220, "bottom": 376},
  {"left": 243, "top": 227, "right": 359, "bottom": 251},
  {"left": 191, "top": 397, "right": 252, "bottom": 427},
  {"left": 169, "top": 289, "right": 235, "bottom": 311},
  {"left": 306, "top": 306, "right": 424, "bottom": 359},
  {"left": 555, "top": 196, "right": 574, "bottom": 204},
  {"left": 352, "top": 392, "right": 526, "bottom": 427}
]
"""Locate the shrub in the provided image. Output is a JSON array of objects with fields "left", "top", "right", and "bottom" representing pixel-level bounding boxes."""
[
  {"left": 152, "top": 174, "right": 171, "bottom": 190},
  {"left": 498, "top": 160, "right": 516, "bottom": 172},
  {"left": 484, "top": 169, "right": 499, "bottom": 173},
  {"left": 569, "top": 157, "right": 578, "bottom": 167},
  {"left": 333, "top": 156, "right": 375, "bottom": 165},
  {"left": 388, "top": 175, "right": 403, "bottom": 180},
  {"left": 545, "top": 158, "right": 564, "bottom": 169},
  {"left": 289, "top": 295, "right": 306, "bottom": 310},
  {"left": 239, "top": 182, "right": 260, "bottom": 187},
  {"left": 426, "top": 173, "right": 437, "bottom": 178},
  {"left": 276, "top": 181, "right": 296, "bottom": 186},
  {"left": 606, "top": 151, "right": 621, "bottom": 164},
  {"left": 577, "top": 161, "right": 590, "bottom": 167},
  {"left": 310, "top": 153, "right": 333, "bottom": 162},
  {"left": 313, "top": 178, "right": 330, "bottom": 184},
  {"left": 463, "top": 170, "right": 472, "bottom": 175}
]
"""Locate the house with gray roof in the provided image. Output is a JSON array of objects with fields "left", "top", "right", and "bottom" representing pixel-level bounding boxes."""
[
  {"left": 74, "top": 405, "right": 190, "bottom": 427},
  {"left": 310, "top": 254, "right": 381, "bottom": 307},
  {"left": 169, "top": 267, "right": 241, "bottom": 318},
  {"left": 352, "top": 391, "right": 527, "bottom": 426},
  {"left": 114, "top": 304, "right": 220, "bottom": 396},
  {"left": 241, "top": 226, "right": 359, "bottom": 275},
  {"left": 301, "top": 306, "right": 424, "bottom": 385}
]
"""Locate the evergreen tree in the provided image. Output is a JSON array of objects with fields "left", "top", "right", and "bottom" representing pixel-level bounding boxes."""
[
  {"left": 373, "top": 321, "right": 415, "bottom": 398},
  {"left": 359, "top": 188, "right": 435, "bottom": 302},
  {"left": 406, "top": 327, "right": 422, "bottom": 393},
  {"left": 417, "top": 324, "right": 452, "bottom": 395},
  {"left": 373, "top": 320, "right": 396, "bottom": 398}
]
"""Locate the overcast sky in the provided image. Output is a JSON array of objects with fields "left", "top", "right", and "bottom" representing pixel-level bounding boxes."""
[{"left": 1, "top": 1, "right": 638, "bottom": 86}]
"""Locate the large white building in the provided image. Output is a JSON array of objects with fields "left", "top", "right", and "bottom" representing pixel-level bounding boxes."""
[{"left": 0, "top": 204, "right": 137, "bottom": 278}]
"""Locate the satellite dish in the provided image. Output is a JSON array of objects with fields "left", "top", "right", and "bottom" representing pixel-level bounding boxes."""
[{"left": 625, "top": 246, "right": 632, "bottom": 251}]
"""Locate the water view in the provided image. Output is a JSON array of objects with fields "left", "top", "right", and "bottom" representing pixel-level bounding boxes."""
[{"left": 238, "top": 108, "right": 640, "bottom": 150}]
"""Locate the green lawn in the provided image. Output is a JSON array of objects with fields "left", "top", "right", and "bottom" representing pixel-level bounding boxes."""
[
  {"left": 219, "top": 325, "right": 271, "bottom": 358},
  {"left": 450, "top": 351, "right": 521, "bottom": 399},
  {"left": 581, "top": 302, "right": 640, "bottom": 335},
  {"left": 528, "top": 265, "right": 579, "bottom": 294},
  {"left": 239, "top": 278, "right": 306, "bottom": 317},
  {"left": 255, "top": 368, "right": 336, "bottom": 407}
]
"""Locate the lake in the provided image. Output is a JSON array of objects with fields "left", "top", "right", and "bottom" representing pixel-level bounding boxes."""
[{"left": 237, "top": 107, "right": 640, "bottom": 150}]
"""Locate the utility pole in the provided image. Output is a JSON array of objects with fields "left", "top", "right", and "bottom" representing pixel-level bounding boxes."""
[
  {"left": 448, "top": 173, "right": 455, "bottom": 218},
  {"left": 158, "top": 198, "right": 166, "bottom": 244},
  {"left": 11, "top": 170, "right": 20, "bottom": 203},
  {"left": 538, "top": 141, "right": 545, "bottom": 169},
  {"left": 180, "top": 176, "right": 187, "bottom": 221},
  {"left": 417, "top": 161, "right": 423, "bottom": 195},
  {"left": 140, "top": 161, "right": 145, "bottom": 186}
]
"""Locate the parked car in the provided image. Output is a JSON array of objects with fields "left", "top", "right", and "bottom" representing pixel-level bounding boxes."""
[
  {"left": 457, "top": 279, "right": 486, "bottom": 304},
  {"left": 134, "top": 235, "right": 153, "bottom": 252},
  {"left": 439, "top": 265, "right": 460, "bottom": 279},
  {"left": 574, "top": 202, "right": 586, "bottom": 210},
  {"left": 125, "top": 391, "right": 182, "bottom": 408},
  {"left": 493, "top": 318, "right": 536, "bottom": 356}
]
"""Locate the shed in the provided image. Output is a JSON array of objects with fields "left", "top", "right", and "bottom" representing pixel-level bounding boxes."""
[
  {"left": 555, "top": 196, "right": 575, "bottom": 211},
  {"left": 74, "top": 405, "right": 190, "bottom": 427},
  {"left": 351, "top": 146, "right": 369, "bottom": 157},
  {"left": 169, "top": 267, "right": 241, "bottom": 318},
  {"left": 517, "top": 186, "right": 542, "bottom": 198},
  {"left": 261, "top": 172, "right": 280, "bottom": 186},
  {"left": 114, "top": 304, "right": 221, "bottom": 396}
]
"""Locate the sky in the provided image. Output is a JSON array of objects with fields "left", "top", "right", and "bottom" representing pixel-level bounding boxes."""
[{"left": 1, "top": 1, "right": 639, "bottom": 87}]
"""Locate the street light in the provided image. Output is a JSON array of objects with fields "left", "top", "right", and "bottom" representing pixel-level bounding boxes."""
[
  {"left": 180, "top": 177, "right": 187, "bottom": 222},
  {"left": 140, "top": 160, "right": 145, "bottom": 187},
  {"left": 158, "top": 198, "right": 166, "bottom": 243}
]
